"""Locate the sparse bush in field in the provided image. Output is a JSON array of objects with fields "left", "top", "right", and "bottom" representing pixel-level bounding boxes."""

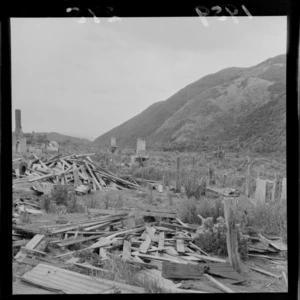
[
  {"left": 111, "top": 192, "right": 124, "bottom": 208},
  {"left": 41, "top": 195, "right": 51, "bottom": 212},
  {"left": 107, "top": 161, "right": 118, "bottom": 174},
  {"left": 102, "top": 255, "right": 163, "bottom": 293},
  {"left": 51, "top": 184, "right": 70, "bottom": 206},
  {"left": 238, "top": 199, "right": 287, "bottom": 239},
  {"left": 86, "top": 192, "right": 102, "bottom": 209},
  {"left": 198, "top": 198, "right": 224, "bottom": 221},
  {"left": 41, "top": 195, "right": 56, "bottom": 213},
  {"left": 103, "top": 193, "right": 110, "bottom": 209},
  {"left": 132, "top": 166, "right": 164, "bottom": 181},
  {"left": 178, "top": 197, "right": 200, "bottom": 224},
  {"left": 98, "top": 191, "right": 125, "bottom": 209},
  {"left": 75, "top": 250, "right": 102, "bottom": 266},
  {"left": 66, "top": 196, "right": 85, "bottom": 213},
  {"left": 167, "top": 192, "right": 173, "bottom": 206},
  {"left": 194, "top": 217, "right": 248, "bottom": 259}
]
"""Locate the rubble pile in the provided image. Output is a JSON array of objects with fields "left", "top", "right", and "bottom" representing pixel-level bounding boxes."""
[
  {"left": 12, "top": 204, "right": 287, "bottom": 294},
  {"left": 12, "top": 153, "right": 142, "bottom": 194}
]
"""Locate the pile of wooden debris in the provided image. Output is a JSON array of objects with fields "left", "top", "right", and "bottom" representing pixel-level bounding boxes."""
[
  {"left": 12, "top": 205, "right": 287, "bottom": 294},
  {"left": 12, "top": 153, "right": 142, "bottom": 194}
]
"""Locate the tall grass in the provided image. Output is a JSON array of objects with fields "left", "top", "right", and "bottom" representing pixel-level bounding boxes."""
[{"left": 237, "top": 198, "right": 287, "bottom": 240}]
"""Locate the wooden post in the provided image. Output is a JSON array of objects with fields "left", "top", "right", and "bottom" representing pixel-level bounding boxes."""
[
  {"left": 254, "top": 178, "right": 267, "bottom": 204},
  {"left": 207, "top": 163, "right": 213, "bottom": 186},
  {"left": 245, "top": 157, "right": 251, "bottom": 198},
  {"left": 271, "top": 174, "right": 278, "bottom": 202},
  {"left": 280, "top": 177, "right": 287, "bottom": 201},
  {"left": 176, "top": 156, "right": 181, "bottom": 192},
  {"left": 223, "top": 197, "right": 241, "bottom": 273}
]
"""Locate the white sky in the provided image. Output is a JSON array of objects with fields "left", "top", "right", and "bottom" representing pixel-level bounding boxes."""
[{"left": 11, "top": 16, "right": 286, "bottom": 140}]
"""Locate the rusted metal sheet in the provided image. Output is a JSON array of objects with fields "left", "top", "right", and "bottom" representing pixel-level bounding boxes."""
[{"left": 21, "top": 263, "right": 145, "bottom": 294}]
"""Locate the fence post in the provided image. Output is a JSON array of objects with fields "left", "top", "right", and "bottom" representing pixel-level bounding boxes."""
[
  {"left": 176, "top": 156, "right": 181, "bottom": 192},
  {"left": 245, "top": 157, "right": 251, "bottom": 198},
  {"left": 223, "top": 197, "right": 241, "bottom": 273}
]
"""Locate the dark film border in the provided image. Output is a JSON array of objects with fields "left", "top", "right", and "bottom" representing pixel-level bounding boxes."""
[{"left": 0, "top": 0, "right": 298, "bottom": 298}]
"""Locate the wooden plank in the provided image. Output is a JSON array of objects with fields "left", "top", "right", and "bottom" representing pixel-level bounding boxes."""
[
  {"left": 186, "top": 253, "right": 227, "bottom": 263},
  {"left": 248, "top": 254, "right": 285, "bottom": 260},
  {"left": 224, "top": 197, "right": 241, "bottom": 273},
  {"left": 176, "top": 239, "right": 185, "bottom": 253},
  {"left": 132, "top": 252, "right": 188, "bottom": 264},
  {"left": 162, "top": 261, "right": 206, "bottom": 280},
  {"left": 105, "top": 225, "right": 145, "bottom": 240},
  {"left": 189, "top": 242, "right": 209, "bottom": 256},
  {"left": 74, "top": 263, "right": 112, "bottom": 275},
  {"left": 14, "top": 234, "right": 45, "bottom": 260},
  {"left": 250, "top": 266, "right": 281, "bottom": 278},
  {"left": 57, "top": 235, "right": 102, "bottom": 247},
  {"left": 85, "top": 162, "right": 102, "bottom": 191},
  {"left": 204, "top": 274, "right": 234, "bottom": 293},
  {"left": 139, "top": 235, "right": 151, "bottom": 254},
  {"left": 145, "top": 226, "right": 158, "bottom": 242},
  {"left": 179, "top": 280, "right": 222, "bottom": 293},
  {"left": 28, "top": 165, "right": 73, "bottom": 182},
  {"left": 84, "top": 221, "right": 113, "bottom": 231},
  {"left": 159, "top": 221, "right": 196, "bottom": 232},
  {"left": 257, "top": 234, "right": 287, "bottom": 251},
  {"left": 158, "top": 232, "right": 164, "bottom": 252},
  {"left": 87, "top": 237, "right": 118, "bottom": 250},
  {"left": 175, "top": 218, "right": 188, "bottom": 227},
  {"left": 281, "top": 271, "right": 288, "bottom": 286},
  {"left": 94, "top": 172, "right": 106, "bottom": 187},
  {"left": 122, "top": 240, "right": 132, "bottom": 260},
  {"left": 21, "top": 263, "right": 145, "bottom": 294}
]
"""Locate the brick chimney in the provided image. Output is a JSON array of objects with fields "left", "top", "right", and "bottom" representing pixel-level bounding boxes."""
[{"left": 15, "top": 109, "right": 22, "bottom": 134}]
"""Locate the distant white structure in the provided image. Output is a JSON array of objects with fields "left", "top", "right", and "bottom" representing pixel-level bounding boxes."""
[
  {"left": 136, "top": 138, "right": 146, "bottom": 156},
  {"left": 47, "top": 140, "right": 59, "bottom": 151},
  {"left": 111, "top": 137, "right": 116, "bottom": 148}
]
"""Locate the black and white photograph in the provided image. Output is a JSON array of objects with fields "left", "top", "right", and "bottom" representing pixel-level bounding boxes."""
[{"left": 9, "top": 4, "right": 293, "bottom": 295}]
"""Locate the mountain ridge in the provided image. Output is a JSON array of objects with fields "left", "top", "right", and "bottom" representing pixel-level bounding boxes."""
[{"left": 95, "top": 54, "right": 286, "bottom": 154}]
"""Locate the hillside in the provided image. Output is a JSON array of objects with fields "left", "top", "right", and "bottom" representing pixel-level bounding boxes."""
[
  {"left": 95, "top": 54, "right": 286, "bottom": 154},
  {"left": 33, "top": 132, "right": 92, "bottom": 145}
]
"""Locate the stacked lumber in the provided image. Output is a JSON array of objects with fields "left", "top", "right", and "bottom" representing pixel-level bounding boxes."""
[{"left": 12, "top": 153, "right": 142, "bottom": 193}]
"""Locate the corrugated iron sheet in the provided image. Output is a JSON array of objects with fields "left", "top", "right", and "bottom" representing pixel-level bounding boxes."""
[{"left": 21, "top": 263, "right": 144, "bottom": 294}]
